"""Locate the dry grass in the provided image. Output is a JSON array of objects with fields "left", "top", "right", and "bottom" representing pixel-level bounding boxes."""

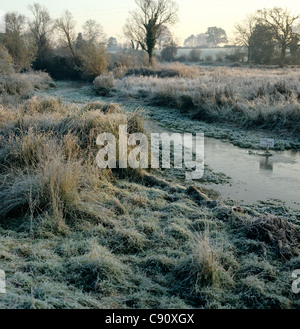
[
  {"left": 95, "top": 65, "right": 300, "bottom": 133},
  {"left": 0, "top": 71, "right": 52, "bottom": 99},
  {"left": 0, "top": 93, "right": 300, "bottom": 309}
]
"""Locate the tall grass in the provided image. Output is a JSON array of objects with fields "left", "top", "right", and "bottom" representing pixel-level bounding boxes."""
[
  {"left": 94, "top": 65, "right": 300, "bottom": 133},
  {"left": 0, "top": 71, "right": 53, "bottom": 101},
  {"left": 0, "top": 94, "right": 299, "bottom": 309}
]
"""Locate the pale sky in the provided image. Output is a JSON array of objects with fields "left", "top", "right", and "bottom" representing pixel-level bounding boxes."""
[{"left": 1, "top": 0, "right": 300, "bottom": 45}]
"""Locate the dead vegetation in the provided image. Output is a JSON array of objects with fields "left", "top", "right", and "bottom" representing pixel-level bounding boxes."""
[
  {"left": 94, "top": 64, "right": 300, "bottom": 134},
  {"left": 236, "top": 215, "right": 300, "bottom": 259},
  {"left": 0, "top": 94, "right": 300, "bottom": 309}
]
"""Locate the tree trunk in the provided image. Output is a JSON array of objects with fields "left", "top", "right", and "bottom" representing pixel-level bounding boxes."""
[
  {"left": 280, "top": 45, "right": 286, "bottom": 67},
  {"left": 247, "top": 46, "right": 251, "bottom": 63},
  {"left": 148, "top": 52, "right": 153, "bottom": 66}
]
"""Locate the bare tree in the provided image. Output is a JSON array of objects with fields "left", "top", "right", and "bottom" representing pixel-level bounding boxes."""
[
  {"left": 55, "top": 11, "right": 77, "bottom": 60},
  {"left": 256, "top": 7, "right": 300, "bottom": 66},
  {"left": 4, "top": 12, "right": 26, "bottom": 34},
  {"left": 124, "top": 0, "right": 178, "bottom": 65},
  {"left": 28, "top": 3, "right": 53, "bottom": 66},
  {"left": 234, "top": 14, "right": 257, "bottom": 61},
  {"left": 157, "top": 25, "right": 173, "bottom": 49},
  {"left": 83, "top": 20, "right": 106, "bottom": 45},
  {"left": 79, "top": 20, "right": 108, "bottom": 79},
  {"left": 2, "top": 12, "right": 36, "bottom": 71}
]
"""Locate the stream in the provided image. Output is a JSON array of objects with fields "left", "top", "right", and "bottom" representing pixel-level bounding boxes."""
[{"left": 40, "top": 81, "right": 300, "bottom": 210}]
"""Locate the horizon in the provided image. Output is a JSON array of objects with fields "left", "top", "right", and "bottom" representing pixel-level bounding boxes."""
[{"left": 1, "top": 0, "right": 300, "bottom": 45}]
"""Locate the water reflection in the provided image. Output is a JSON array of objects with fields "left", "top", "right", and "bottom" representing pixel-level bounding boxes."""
[{"left": 260, "top": 157, "right": 273, "bottom": 172}]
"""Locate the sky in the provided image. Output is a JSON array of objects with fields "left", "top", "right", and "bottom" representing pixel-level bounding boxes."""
[{"left": 0, "top": 0, "right": 300, "bottom": 45}]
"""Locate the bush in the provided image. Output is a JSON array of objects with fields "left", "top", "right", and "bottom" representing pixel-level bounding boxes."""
[
  {"left": 110, "top": 50, "right": 149, "bottom": 69},
  {"left": 1, "top": 32, "right": 37, "bottom": 72},
  {"left": 122, "top": 63, "right": 200, "bottom": 79},
  {"left": 225, "top": 48, "right": 247, "bottom": 63},
  {"left": 0, "top": 45, "right": 15, "bottom": 76},
  {"left": 0, "top": 71, "right": 52, "bottom": 97},
  {"left": 216, "top": 52, "right": 225, "bottom": 62},
  {"left": 93, "top": 73, "right": 116, "bottom": 95},
  {"left": 161, "top": 42, "right": 178, "bottom": 62},
  {"left": 23, "top": 96, "right": 67, "bottom": 115},
  {"left": 45, "top": 56, "right": 81, "bottom": 80},
  {"left": 79, "top": 44, "right": 110, "bottom": 80},
  {"left": 189, "top": 49, "right": 201, "bottom": 62},
  {"left": 204, "top": 55, "right": 213, "bottom": 62}
]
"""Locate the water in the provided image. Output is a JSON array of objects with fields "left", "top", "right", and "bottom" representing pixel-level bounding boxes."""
[
  {"left": 145, "top": 120, "right": 300, "bottom": 209},
  {"left": 42, "top": 82, "right": 300, "bottom": 209},
  {"left": 203, "top": 138, "right": 300, "bottom": 209}
]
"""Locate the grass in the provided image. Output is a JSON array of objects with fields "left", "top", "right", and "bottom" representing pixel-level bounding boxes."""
[
  {"left": 0, "top": 90, "right": 300, "bottom": 309},
  {"left": 0, "top": 71, "right": 53, "bottom": 104},
  {"left": 94, "top": 64, "right": 300, "bottom": 134}
]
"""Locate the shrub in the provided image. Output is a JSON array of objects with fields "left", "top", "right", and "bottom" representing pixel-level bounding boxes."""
[
  {"left": 1, "top": 32, "right": 37, "bottom": 72},
  {"left": 225, "top": 48, "right": 247, "bottom": 63},
  {"left": 161, "top": 42, "right": 178, "bottom": 62},
  {"left": 0, "top": 45, "right": 15, "bottom": 76},
  {"left": 23, "top": 96, "right": 67, "bottom": 115},
  {"left": 204, "top": 55, "right": 213, "bottom": 62},
  {"left": 0, "top": 71, "right": 52, "bottom": 96},
  {"left": 79, "top": 44, "right": 110, "bottom": 80},
  {"left": 189, "top": 49, "right": 201, "bottom": 62},
  {"left": 93, "top": 73, "right": 116, "bottom": 95},
  {"left": 110, "top": 49, "right": 149, "bottom": 69}
]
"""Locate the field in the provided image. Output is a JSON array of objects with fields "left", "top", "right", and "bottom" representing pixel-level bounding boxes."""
[
  {"left": 0, "top": 65, "right": 300, "bottom": 309},
  {"left": 95, "top": 64, "right": 300, "bottom": 136}
]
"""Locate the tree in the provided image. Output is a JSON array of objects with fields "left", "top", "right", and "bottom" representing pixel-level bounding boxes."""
[
  {"left": 161, "top": 40, "right": 177, "bottom": 61},
  {"left": 184, "top": 35, "right": 196, "bottom": 48},
  {"left": 78, "top": 20, "right": 109, "bottom": 79},
  {"left": 184, "top": 34, "right": 207, "bottom": 48},
  {"left": 28, "top": 3, "right": 53, "bottom": 68},
  {"left": 55, "top": 11, "right": 77, "bottom": 60},
  {"left": 248, "top": 24, "right": 276, "bottom": 64},
  {"left": 256, "top": 7, "right": 300, "bottom": 66},
  {"left": 79, "top": 44, "right": 109, "bottom": 79},
  {"left": 75, "top": 33, "right": 85, "bottom": 50},
  {"left": 83, "top": 19, "right": 106, "bottom": 45},
  {"left": 0, "top": 45, "right": 14, "bottom": 76},
  {"left": 1, "top": 12, "right": 36, "bottom": 71},
  {"left": 290, "top": 33, "right": 300, "bottom": 57},
  {"left": 157, "top": 25, "right": 173, "bottom": 49},
  {"left": 234, "top": 14, "right": 257, "bottom": 61},
  {"left": 4, "top": 12, "right": 25, "bottom": 34},
  {"left": 189, "top": 49, "right": 201, "bottom": 62},
  {"left": 206, "top": 27, "right": 228, "bottom": 47},
  {"left": 124, "top": 0, "right": 178, "bottom": 65},
  {"left": 107, "top": 37, "right": 118, "bottom": 50}
]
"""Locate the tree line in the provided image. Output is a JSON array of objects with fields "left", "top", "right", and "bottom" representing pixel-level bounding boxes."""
[
  {"left": 235, "top": 7, "right": 299, "bottom": 66},
  {"left": 1, "top": 0, "right": 300, "bottom": 80}
]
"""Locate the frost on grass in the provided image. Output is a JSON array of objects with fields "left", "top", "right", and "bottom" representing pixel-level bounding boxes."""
[
  {"left": 0, "top": 94, "right": 300, "bottom": 309},
  {"left": 94, "top": 65, "right": 300, "bottom": 134}
]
